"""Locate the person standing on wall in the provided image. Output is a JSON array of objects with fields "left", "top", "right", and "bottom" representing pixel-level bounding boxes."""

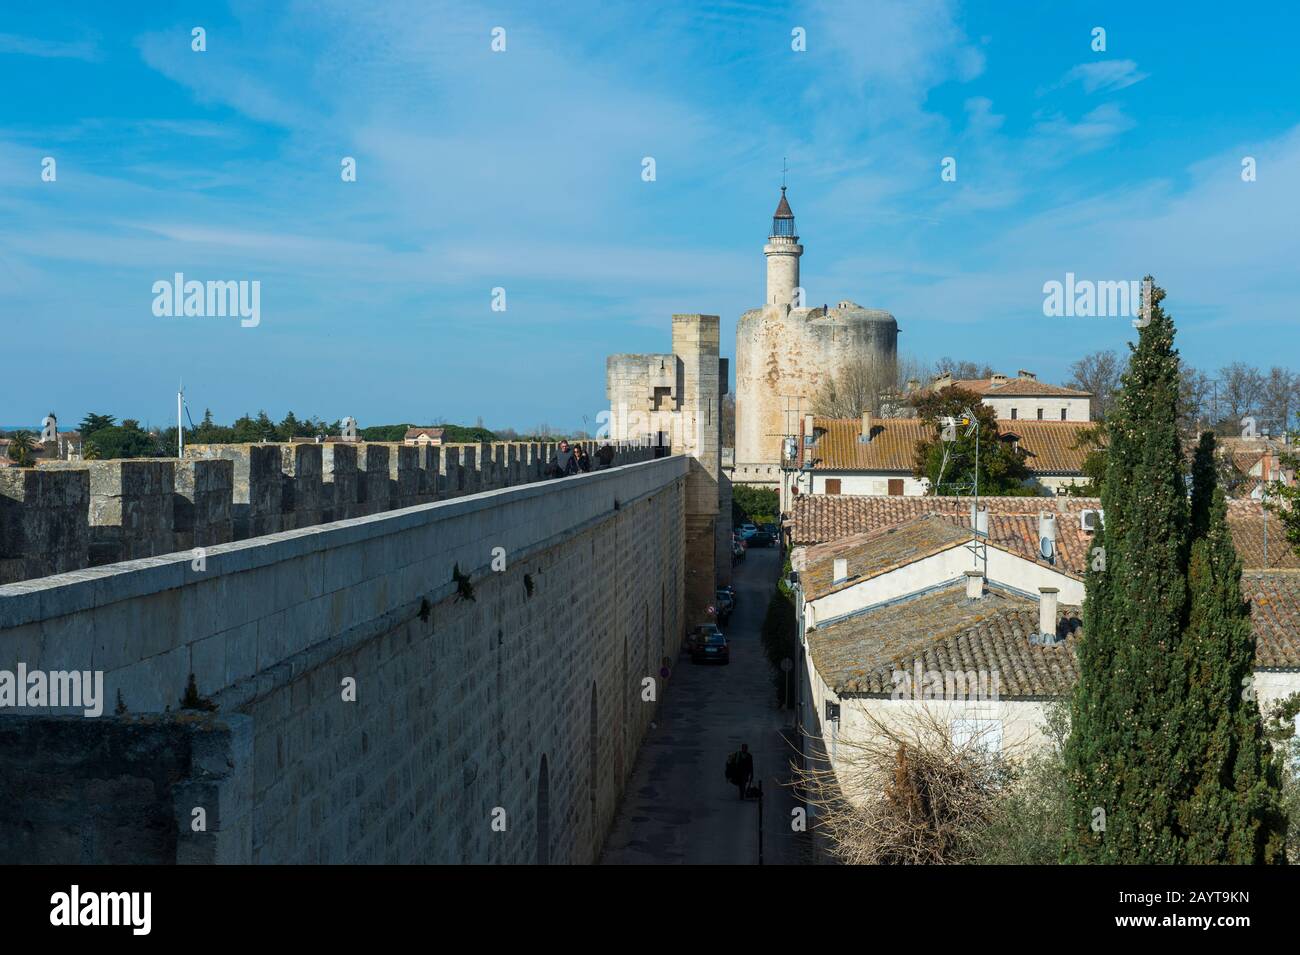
[{"left": 551, "top": 440, "right": 578, "bottom": 478}]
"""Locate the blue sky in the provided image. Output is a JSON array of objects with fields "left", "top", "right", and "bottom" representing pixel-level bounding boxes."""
[{"left": 2, "top": 1, "right": 1298, "bottom": 433}]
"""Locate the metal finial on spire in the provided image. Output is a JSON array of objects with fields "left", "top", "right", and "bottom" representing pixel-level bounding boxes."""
[{"left": 782, "top": 157, "right": 787, "bottom": 190}]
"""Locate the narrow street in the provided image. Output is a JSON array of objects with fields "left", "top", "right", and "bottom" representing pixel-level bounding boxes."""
[{"left": 600, "top": 545, "right": 806, "bottom": 864}]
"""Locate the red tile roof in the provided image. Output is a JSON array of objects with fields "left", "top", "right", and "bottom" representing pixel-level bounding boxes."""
[
  {"left": 928, "top": 376, "right": 1091, "bottom": 398},
  {"left": 799, "top": 510, "right": 1090, "bottom": 597},
  {"left": 807, "top": 417, "right": 1097, "bottom": 475},
  {"left": 809, "top": 582, "right": 1082, "bottom": 697},
  {"left": 788, "top": 494, "right": 1298, "bottom": 569},
  {"left": 810, "top": 570, "right": 1300, "bottom": 698}
]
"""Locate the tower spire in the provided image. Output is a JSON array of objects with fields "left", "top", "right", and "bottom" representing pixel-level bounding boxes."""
[{"left": 765, "top": 181, "right": 802, "bottom": 306}]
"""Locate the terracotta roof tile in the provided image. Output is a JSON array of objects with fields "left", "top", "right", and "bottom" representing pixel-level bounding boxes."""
[
  {"left": 809, "top": 583, "right": 1082, "bottom": 697},
  {"left": 788, "top": 494, "right": 1101, "bottom": 546},
  {"left": 799, "top": 515, "right": 973, "bottom": 599},
  {"left": 1245, "top": 571, "right": 1300, "bottom": 669},
  {"left": 799, "top": 511, "right": 1092, "bottom": 593},
  {"left": 944, "top": 377, "right": 1091, "bottom": 398},
  {"left": 811, "top": 570, "right": 1300, "bottom": 699},
  {"left": 1227, "top": 499, "right": 1300, "bottom": 569},
  {"left": 789, "top": 494, "right": 1298, "bottom": 570},
  {"left": 808, "top": 417, "right": 1097, "bottom": 474}
]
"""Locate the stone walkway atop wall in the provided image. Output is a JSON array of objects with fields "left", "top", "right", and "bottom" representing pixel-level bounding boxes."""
[{"left": 0, "top": 439, "right": 657, "bottom": 585}]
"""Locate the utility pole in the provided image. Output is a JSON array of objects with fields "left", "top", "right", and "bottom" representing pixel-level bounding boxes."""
[{"left": 177, "top": 382, "right": 184, "bottom": 459}]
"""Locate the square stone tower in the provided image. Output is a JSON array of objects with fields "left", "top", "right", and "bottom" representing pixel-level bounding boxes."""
[{"left": 606, "top": 314, "right": 732, "bottom": 626}]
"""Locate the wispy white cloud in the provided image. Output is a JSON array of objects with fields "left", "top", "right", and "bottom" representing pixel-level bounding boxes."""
[
  {"left": 0, "top": 32, "right": 99, "bottom": 61},
  {"left": 1054, "top": 59, "right": 1149, "bottom": 94}
]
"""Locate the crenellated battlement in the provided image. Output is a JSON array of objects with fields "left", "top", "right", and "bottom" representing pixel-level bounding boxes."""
[{"left": 0, "top": 438, "right": 655, "bottom": 584}]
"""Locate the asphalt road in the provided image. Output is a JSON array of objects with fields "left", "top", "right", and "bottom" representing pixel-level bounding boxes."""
[{"left": 600, "top": 544, "right": 806, "bottom": 865}]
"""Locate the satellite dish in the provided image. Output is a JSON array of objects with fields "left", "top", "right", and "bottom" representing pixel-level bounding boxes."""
[{"left": 1039, "top": 537, "right": 1055, "bottom": 561}]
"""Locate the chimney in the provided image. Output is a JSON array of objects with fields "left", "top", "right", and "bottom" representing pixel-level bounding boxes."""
[
  {"left": 990, "top": 373, "right": 1008, "bottom": 386},
  {"left": 934, "top": 373, "right": 953, "bottom": 389},
  {"left": 906, "top": 378, "right": 920, "bottom": 393},
  {"left": 1037, "top": 587, "right": 1060, "bottom": 643},
  {"left": 965, "top": 569, "right": 985, "bottom": 599},
  {"left": 832, "top": 557, "right": 848, "bottom": 584},
  {"left": 1018, "top": 369, "right": 1036, "bottom": 380},
  {"left": 974, "top": 508, "right": 989, "bottom": 536},
  {"left": 804, "top": 413, "right": 815, "bottom": 447},
  {"left": 1039, "top": 511, "right": 1057, "bottom": 542},
  {"left": 860, "top": 411, "right": 872, "bottom": 443}
]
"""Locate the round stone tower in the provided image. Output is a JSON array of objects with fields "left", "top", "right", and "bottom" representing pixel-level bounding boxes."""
[
  {"left": 764, "top": 187, "right": 803, "bottom": 306},
  {"left": 734, "top": 188, "right": 899, "bottom": 488}
]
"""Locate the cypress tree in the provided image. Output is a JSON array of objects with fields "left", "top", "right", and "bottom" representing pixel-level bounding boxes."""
[
  {"left": 1178, "top": 478, "right": 1287, "bottom": 862},
  {"left": 1065, "top": 279, "right": 1190, "bottom": 862},
  {"left": 1189, "top": 430, "right": 1217, "bottom": 542}
]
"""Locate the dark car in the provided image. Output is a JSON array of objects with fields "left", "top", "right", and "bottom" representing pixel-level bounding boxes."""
[
  {"left": 686, "top": 624, "right": 723, "bottom": 654},
  {"left": 750, "top": 530, "right": 775, "bottom": 548},
  {"left": 691, "top": 630, "right": 730, "bottom": 664}
]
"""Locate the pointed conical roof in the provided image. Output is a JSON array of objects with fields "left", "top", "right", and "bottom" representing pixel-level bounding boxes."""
[{"left": 773, "top": 186, "right": 794, "bottom": 218}]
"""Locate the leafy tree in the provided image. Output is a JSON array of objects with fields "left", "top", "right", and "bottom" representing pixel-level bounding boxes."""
[
  {"left": 909, "top": 386, "right": 1034, "bottom": 495},
  {"left": 359, "top": 423, "right": 412, "bottom": 442},
  {"left": 1265, "top": 450, "right": 1300, "bottom": 555},
  {"left": 6, "top": 430, "right": 37, "bottom": 466},
  {"left": 229, "top": 414, "right": 263, "bottom": 444},
  {"left": 1065, "top": 278, "right": 1191, "bottom": 863},
  {"left": 78, "top": 413, "right": 116, "bottom": 437},
  {"left": 83, "top": 421, "right": 156, "bottom": 459},
  {"left": 732, "top": 484, "right": 779, "bottom": 526},
  {"left": 438, "top": 424, "right": 498, "bottom": 443},
  {"left": 1063, "top": 421, "right": 1107, "bottom": 497}
]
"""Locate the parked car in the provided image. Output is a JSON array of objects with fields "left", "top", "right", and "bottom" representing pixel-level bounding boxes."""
[
  {"left": 691, "top": 630, "right": 730, "bottom": 664},
  {"left": 738, "top": 523, "right": 758, "bottom": 539},
  {"left": 718, "top": 585, "right": 737, "bottom": 606},
  {"left": 760, "top": 523, "right": 779, "bottom": 537},
  {"left": 715, "top": 588, "right": 735, "bottom": 619},
  {"left": 686, "top": 624, "right": 723, "bottom": 653},
  {"left": 731, "top": 540, "right": 746, "bottom": 562},
  {"left": 750, "top": 530, "right": 775, "bottom": 548}
]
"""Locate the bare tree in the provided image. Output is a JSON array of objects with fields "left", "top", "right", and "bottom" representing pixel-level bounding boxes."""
[
  {"left": 1259, "top": 366, "right": 1299, "bottom": 436},
  {"left": 1065, "top": 349, "right": 1123, "bottom": 421},
  {"left": 793, "top": 705, "right": 1019, "bottom": 864},
  {"left": 811, "top": 353, "right": 928, "bottom": 419},
  {"left": 1218, "top": 362, "right": 1265, "bottom": 427},
  {"left": 933, "top": 357, "right": 996, "bottom": 381},
  {"left": 1179, "top": 363, "right": 1214, "bottom": 432}
]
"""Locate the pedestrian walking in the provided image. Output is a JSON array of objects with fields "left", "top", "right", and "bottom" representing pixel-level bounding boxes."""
[{"left": 725, "top": 743, "right": 754, "bottom": 801}]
